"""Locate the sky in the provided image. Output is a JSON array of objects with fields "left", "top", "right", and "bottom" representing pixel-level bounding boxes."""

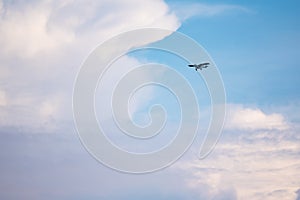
[{"left": 0, "top": 0, "right": 300, "bottom": 199}]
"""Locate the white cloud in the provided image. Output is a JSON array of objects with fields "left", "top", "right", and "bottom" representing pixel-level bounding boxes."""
[
  {"left": 0, "top": 0, "right": 180, "bottom": 133},
  {"left": 95, "top": 55, "right": 156, "bottom": 122},
  {"left": 169, "top": 104, "right": 300, "bottom": 199},
  {"left": 170, "top": 3, "right": 251, "bottom": 21},
  {"left": 0, "top": 1, "right": 71, "bottom": 58},
  {"left": 173, "top": 124, "right": 300, "bottom": 200},
  {"left": 39, "top": 96, "right": 64, "bottom": 119},
  {"left": 0, "top": 0, "right": 179, "bottom": 58},
  {"left": 0, "top": 91, "right": 69, "bottom": 133},
  {"left": 225, "top": 104, "right": 289, "bottom": 131}
]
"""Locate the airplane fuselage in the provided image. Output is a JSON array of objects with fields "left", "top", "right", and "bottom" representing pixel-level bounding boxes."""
[{"left": 188, "top": 62, "right": 210, "bottom": 71}]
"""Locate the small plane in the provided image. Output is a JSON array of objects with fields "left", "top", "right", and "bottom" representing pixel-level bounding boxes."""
[{"left": 188, "top": 62, "right": 210, "bottom": 71}]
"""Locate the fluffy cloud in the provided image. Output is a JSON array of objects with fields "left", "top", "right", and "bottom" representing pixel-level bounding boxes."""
[
  {"left": 0, "top": 0, "right": 180, "bottom": 133},
  {"left": 169, "top": 103, "right": 300, "bottom": 199},
  {"left": 174, "top": 123, "right": 300, "bottom": 200},
  {"left": 225, "top": 104, "right": 289, "bottom": 131},
  {"left": 0, "top": 0, "right": 179, "bottom": 58}
]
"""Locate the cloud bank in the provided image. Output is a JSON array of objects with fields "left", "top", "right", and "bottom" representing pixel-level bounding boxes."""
[
  {"left": 0, "top": 0, "right": 180, "bottom": 133},
  {"left": 174, "top": 116, "right": 300, "bottom": 200}
]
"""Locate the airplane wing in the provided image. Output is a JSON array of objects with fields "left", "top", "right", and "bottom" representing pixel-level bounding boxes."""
[{"left": 199, "top": 62, "right": 210, "bottom": 66}]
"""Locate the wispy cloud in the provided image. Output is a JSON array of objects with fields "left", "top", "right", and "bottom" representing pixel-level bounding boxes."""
[{"left": 169, "top": 3, "right": 252, "bottom": 21}]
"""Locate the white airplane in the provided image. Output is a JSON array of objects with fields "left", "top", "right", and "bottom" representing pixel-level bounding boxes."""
[{"left": 188, "top": 62, "right": 210, "bottom": 71}]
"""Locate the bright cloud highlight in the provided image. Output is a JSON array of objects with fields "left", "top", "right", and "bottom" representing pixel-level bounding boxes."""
[{"left": 226, "top": 105, "right": 289, "bottom": 131}]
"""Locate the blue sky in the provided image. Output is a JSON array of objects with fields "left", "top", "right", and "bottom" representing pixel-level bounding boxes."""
[
  {"left": 173, "top": 0, "right": 300, "bottom": 105},
  {"left": 0, "top": 0, "right": 300, "bottom": 199}
]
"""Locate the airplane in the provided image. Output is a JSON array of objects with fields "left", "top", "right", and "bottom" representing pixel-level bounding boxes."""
[{"left": 188, "top": 62, "right": 210, "bottom": 71}]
